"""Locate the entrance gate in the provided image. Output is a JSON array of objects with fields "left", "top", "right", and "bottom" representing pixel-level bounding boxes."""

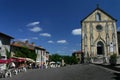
[{"left": 97, "top": 41, "right": 104, "bottom": 55}]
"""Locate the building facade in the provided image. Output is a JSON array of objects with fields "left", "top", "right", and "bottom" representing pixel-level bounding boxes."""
[
  {"left": 35, "top": 46, "right": 49, "bottom": 67},
  {"left": 0, "top": 32, "right": 14, "bottom": 59},
  {"left": 81, "top": 6, "right": 119, "bottom": 59},
  {"left": 11, "top": 40, "right": 49, "bottom": 67},
  {"left": 0, "top": 32, "right": 14, "bottom": 70},
  {"left": 10, "top": 40, "right": 35, "bottom": 57}
]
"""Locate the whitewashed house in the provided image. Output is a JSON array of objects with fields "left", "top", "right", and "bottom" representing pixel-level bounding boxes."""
[
  {"left": 0, "top": 32, "right": 14, "bottom": 59},
  {"left": 35, "top": 46, "right": 49, "bottom": 68},
  {"left": 0, "top": 32, "right": 14, "bottom": 70}
]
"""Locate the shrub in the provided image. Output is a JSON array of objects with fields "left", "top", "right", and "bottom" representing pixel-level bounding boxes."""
[{"left": 109, "top": 54, "right": 117, "bottom": 66}]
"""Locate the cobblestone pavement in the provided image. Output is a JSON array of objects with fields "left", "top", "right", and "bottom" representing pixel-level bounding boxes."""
[{"left": 0, "top": 64, "right": 119, "bottom": 80}]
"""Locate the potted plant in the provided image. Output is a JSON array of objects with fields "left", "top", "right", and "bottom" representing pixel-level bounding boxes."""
[{"left": 109, "top": 54, "right": 117, "bottom": 66}]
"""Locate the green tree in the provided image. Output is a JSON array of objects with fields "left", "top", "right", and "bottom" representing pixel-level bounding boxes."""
[
  {"left": 15, "top": 50, "right": 26, "bottom": 58},
  {"left": 5, "top": 49, "right": 11, "bottom": 59},
  {"left": 49, "top": 54, "right": 78, "bottom": 65},
  {"left": 49, "top": 54, "right": 62, "bottom": 62},
  {"left": 62, "top": 56, "right": 71, "bottom": 64},
  {"left": 71, "top": 56, "right": 78, "bottom": 64},
  {"left": 14, "top": 47, "right": 37, "bottom": 60},
  {"left": 62, "top": 56, "right": 78, "bottom": 64},
  {"left": 50, "top": 54, "right": 78, "bottom": 64}
]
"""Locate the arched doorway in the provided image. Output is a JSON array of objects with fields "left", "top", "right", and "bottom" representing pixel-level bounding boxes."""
[{"left": 97, "top": 41, "right": 104, "bottom": 55}]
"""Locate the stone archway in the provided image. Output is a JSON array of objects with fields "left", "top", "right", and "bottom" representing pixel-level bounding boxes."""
[{"left": 97, "top": 41, "right": 104, "bottom": 55}]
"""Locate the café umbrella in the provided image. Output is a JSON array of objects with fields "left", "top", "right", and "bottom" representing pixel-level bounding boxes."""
[
  {"left": 11, "top": 57, "right": 26, "bottom": 62},
  {"left": 15, "top": 58, "right": 26, "bottom": 62},
  {"left": 0, "top": 59, "right": 8, "bottom": 64}
]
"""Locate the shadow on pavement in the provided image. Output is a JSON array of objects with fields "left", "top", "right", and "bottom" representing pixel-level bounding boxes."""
[
  {"left": 113, "top": 73, "right": 120, "bottom": 80},
  {"left": 95, "top": 64, "right": 120, "bottom": 72},
  {"left": 95, "top": 64, "right": 120, "bottom": 80}
]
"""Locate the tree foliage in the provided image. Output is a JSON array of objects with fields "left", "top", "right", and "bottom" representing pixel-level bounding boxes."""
[
  {"left": 49, "top": 54, "right": 61, "bottom": 62},
  {"left": 14, "top": 47, "right": 37, "bottom": 60},
  {"left": 49, "top": 53, "right": 78, "bottom": 65},
  {"left": 5, "top": 49, "right": 11, "bottom": 59},
  {"left": 62, "top": 56, "right": 78, "bottom": 64}
]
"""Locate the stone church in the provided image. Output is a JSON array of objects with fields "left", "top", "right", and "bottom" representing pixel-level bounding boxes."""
[{"left": 81, "top": 6, "right": 119, "bottom": 59}]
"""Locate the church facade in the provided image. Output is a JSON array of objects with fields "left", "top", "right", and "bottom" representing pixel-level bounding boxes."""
[{"left": 81, "top": 6, "right": 119, "bottom": 59}]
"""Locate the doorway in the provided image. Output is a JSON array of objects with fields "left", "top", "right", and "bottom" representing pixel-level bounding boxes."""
[{"left": 97, "top": 41, "right": 104, "bottom": 55}]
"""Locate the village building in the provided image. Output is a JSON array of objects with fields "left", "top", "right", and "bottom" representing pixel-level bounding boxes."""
[
  {"left": 35, "top": 46, "right": 49, "bottom": 68},
  {"left": 81, "top": 6, "right": 119, "bottom": 63},
  {"left": 11, "top": 40, "right": 49, "bottom": 67},
  {"left": 0, "top": 32, "right": 14, "bottom": 59},
  {"left": 10, "top": 40, "right": 35, "bottom": 57},
  {"left": 0, "top": 32, "right": 14, "bottom": 70}
]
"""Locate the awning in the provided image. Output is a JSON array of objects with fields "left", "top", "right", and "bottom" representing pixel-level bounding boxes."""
[
  {"left": 0, "top": 58, "right": 16, "bottom": 64},
  {"left": 11, "top": 56, "right": 35, "bottom": 63},
  {"left": 50, "top": 61, "right": 55, "bottom": 64},
  {"left": 0, "top": 57, "right": 26, "bottom": 64},
  {"left": 0, "top": 59, "right": 8, "bottom": 64},
  {"left": 25, "top": 58, "right": 35, "bottom": 63},
  {"left": 16, "top": 58, "right": 26, "bottom": 62},
  {"left": 11, "top": 57, "right": 26, "bottom": 62},
  {"left": 7, "top": 58, "right": 15, "bottom": 63},
  {"left": 11, "top": 56, "right": 36, "bottom": 63}
]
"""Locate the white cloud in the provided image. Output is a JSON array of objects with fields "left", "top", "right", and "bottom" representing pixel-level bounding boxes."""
[
  {"left": 48, "top": 40, "right": 54, "bottom": 43},
  {"left": 29, "top": 26, "right": 42, "bottom": 32},
  {"left": 57, "top": 40, "right": 67, "bottom": 44},
  {"left": 32, "top": 37, "right": 38, "bottom": 40},
  {"left": 72, "top": 49, "right": 77, "bottom": 52},
  {"left": 40, "top": 33, "right": 51, "bottom": 37},
  {"left": 72, "top": 28, "right": 81, "bottom": 35},
  {"left": 27, "top": 21, "right": 42, "bottom": 32},
  {"left": 27, "top": 21, "right": 40, "bottom": 26},
  {"left": 18, "top": 38, "right": 30, "bottom": 42}
]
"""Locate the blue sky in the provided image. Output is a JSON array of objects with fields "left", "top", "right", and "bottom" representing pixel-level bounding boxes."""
[{"left": 0, "top": 0, "right": 120, "bottom": 55}]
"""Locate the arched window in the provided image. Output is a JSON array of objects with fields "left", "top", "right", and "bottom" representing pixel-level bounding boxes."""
[
  {"left": 106, "top": 33, "right": 110, "bottom": 45},
  {"left": 105, "top": 23, "right": 108, "bottom": 33},
  {"left": 96, "top": 13, "right": 101, "bottom": 21},
  {"left": 112, "top": 33, "right": 115, "bottom": 45},
  {"left": 90, "top": 23, "right": 93, "bottom": 34},
  {"left": 112, "top": 23, "right": 115, "bottom": 33},
  {"left": 84, "top": 24, "right": 87, "bottom": 33},
  {"left": 84, "top": 34, "right": 87, "bottom": 45}
]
